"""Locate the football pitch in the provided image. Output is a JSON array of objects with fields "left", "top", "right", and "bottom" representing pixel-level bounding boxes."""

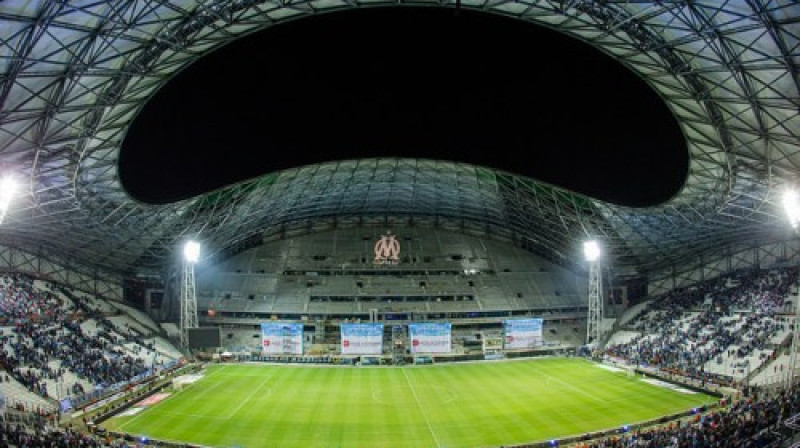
[{"left": 102, "top": 357, "right": 718, "bottom": 448}]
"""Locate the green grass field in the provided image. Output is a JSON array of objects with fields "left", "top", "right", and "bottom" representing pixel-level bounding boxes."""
[{"left": 102, "top": 358, "right": 717, "bottom": 448}]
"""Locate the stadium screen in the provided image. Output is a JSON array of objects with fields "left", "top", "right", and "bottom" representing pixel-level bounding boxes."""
[{"left": 187, "top": 327, "right": 222, "bottom": 349}]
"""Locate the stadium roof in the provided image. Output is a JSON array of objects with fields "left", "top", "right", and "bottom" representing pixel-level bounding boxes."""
[{"left": 0, "top": 1, "right": 798, "bottom": 280}]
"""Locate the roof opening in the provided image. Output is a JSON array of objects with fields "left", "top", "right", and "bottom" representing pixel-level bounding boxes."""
[{"left": 120, "top": 7, "right": 688, "bottom": 207}]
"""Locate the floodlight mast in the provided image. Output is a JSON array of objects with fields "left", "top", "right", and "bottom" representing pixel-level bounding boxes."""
[
  {"left": 180, "top": 240, "right": 200, "bottom": 351},
  {"left": 782, "top": 189, "right": 800, "bottom": 391},
  {"left": 584, "top": 240, "right": 603, "bottom": 348}
]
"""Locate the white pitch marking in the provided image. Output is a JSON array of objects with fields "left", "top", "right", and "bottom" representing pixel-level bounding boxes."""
[{"left": 402, "top": 368, "right": 442, "bottom": 448}]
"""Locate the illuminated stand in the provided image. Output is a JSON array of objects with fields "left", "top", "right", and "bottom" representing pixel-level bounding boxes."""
[
  {"left": 0, "top": 176, "right": 16, "bottom": 226},
  {"left": 584, "top": 240, "right": 603, "bottom": 346},
  {"left": 180, "top": 240, "right": 200, "bottom": 350},
  {"left": 782, "top": 189, "right": 800, "bottom": 391}
]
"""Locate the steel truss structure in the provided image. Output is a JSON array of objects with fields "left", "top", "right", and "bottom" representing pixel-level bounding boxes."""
[
  {"left": 586, "top": 260, "right": 603, "bottom": 346},
  {"left": 180, "top": 257, "right": 198, "bottom": 349},
  {"left": 0, "top": 0, "right": 798, "bottom": 289}
]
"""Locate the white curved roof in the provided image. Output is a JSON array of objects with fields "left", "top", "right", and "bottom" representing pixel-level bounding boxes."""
[{"left": 0, "top": 1, "right": 798, "bottom": 278}]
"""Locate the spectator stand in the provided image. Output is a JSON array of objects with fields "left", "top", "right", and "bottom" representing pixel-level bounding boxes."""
[
  {"left": 108, "top": 301, "right": 161, "bottom": 334},
  {"left": 0, "top": 275, "right": 182, "bottom": 409},
  {"left": 604, "top": 267, "right": 798, "bottom": 391}
]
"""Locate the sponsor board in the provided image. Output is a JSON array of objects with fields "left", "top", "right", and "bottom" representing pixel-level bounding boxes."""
[
  {"left": 117, "top": 407, "right": 145, "bottom": 416},
  {"left": 503, "top": 318, "right": 543, "bottom": 350},
  {"left": 136, "top": 393, "right": 171, "bottom": 407},
  {"left": 173, "top": 374, "right": 203, "bottom": 385},
  {"left": 409, "top": 323, "right": 451, "bottom": 354},
  {"left": 641, "top": 378, "right": 697, "bottom": 394},
  {"left": 261, "top": 323, "right": 304, "bottom": 355},
  {"left": 341, "top": 323, "right": 384, "bottom": 355},
  {"left": 83, "top": 391, "right": 125, "bottom": 413}
]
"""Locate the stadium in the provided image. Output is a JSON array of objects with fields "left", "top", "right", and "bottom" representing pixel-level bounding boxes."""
[{"left": 1, "top": 1, "right": 800, "bottom": 448}]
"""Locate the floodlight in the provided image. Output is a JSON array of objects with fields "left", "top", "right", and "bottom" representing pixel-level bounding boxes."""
[
  {"left": 583, "top": 240, "right": 601, "bottom": 262},
  {"left": 0, "top": 176, "right": 16, "bottom": 226},
  {"left": 0, "top": 176, "right": 16, "bottom": 210},
  {"left": 783, "top": 188, "right": 800, "bottom": 229},
  {"left": 183, "top": 240, "right": 200, "bottom": 263}
]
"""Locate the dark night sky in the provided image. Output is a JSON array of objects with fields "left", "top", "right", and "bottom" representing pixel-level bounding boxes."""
[{"left": 119, "top": 7, "right": 688, "bottom": 207}]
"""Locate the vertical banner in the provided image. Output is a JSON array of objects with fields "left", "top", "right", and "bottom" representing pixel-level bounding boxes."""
[
  {"left": 503, "top": 318, "right": 543, "bottom": 350},
  {"left": 261, "top": 323, "right": 304, "bottom": 355},
  {"left": 409, "top": 323, "right": 452, "bottom": 353},
  {"left": 340, "top": 323, "right": 384, "bottom": 355}
]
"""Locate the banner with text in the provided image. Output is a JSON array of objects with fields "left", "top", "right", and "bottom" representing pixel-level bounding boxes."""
[
  {"left": 261, "top": 323, "right": 304, "bottom": 355},
  {"left": 409, "top": 323, "right": 452, "bottom": 354},
  {"left": 340, "top": 323, "right": 384, "bottom": 355},
  {"left": 503, "top": 318, "right": 543, "bottom": 350}
]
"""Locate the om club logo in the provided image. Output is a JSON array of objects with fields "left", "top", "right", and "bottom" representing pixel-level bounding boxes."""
[{"left": 374, "top": 231, "right": 400, "bottom": 265}]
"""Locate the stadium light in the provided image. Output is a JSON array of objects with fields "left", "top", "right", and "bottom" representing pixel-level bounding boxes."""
[
  {"left": 0, "top": 175, "right": 17, "bottom": 225},
  {"left": 183, "top": 240, "right": 200, "bottom": 263},
  {"left": 583, "top": 240, "right": 601, "bottom": 262},
  {"left": 783, "top": 188, "right": 800, "bottom": 229}
]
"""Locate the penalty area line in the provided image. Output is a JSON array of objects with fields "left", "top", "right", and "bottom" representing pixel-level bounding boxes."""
[{"left": 225, "top": 369, "right": 278, "bottom": 419}]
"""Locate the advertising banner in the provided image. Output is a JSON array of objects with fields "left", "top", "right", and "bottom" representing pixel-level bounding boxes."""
[
  {"left": 409, "top": 323, "right": 451, "bottom": 354},
  {"left": 261, "top": 323, "right": 304, "bottom": 355},
  {"left": 340, "top": 323, "right": 384, "bottom": 355},
  {"left": 503, "top": 318, "right": 543, "bottom": 350}
]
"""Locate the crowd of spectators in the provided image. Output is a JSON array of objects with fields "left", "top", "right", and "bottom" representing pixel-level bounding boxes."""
[
  {"left": 0, "top": 418, "right": 133, "bottom": 447},
  {"left": 0, "top": 274, "right": 158, "bottom": 402},
  {"left": 0, "top": 276, "right": 62, "bottom": 326},
  {"left": 571, "top": 387, "right": 800, "bottom": 448},
  {"left": 604, "top": 267, "right": 796, "bottom": 385}
]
